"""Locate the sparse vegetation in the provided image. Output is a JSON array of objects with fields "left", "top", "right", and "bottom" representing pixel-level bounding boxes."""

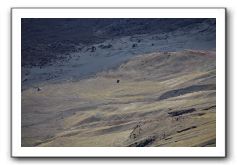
[
  {"left": 21, "top": 19, "right": 216, "bottom": 147},
  {"left": 22, "top": 50, "right": 216, "bottom": 147}
]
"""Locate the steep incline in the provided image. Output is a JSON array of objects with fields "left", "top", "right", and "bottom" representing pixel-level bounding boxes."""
[
  {"left": 22, "top": 50, "right": 216, "bottom": 147},
  {"left": 22, "top": 19, "right": 216, "bottom": 90}
]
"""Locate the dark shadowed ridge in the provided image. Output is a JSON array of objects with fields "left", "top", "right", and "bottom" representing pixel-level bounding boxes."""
[{"left": 21, "top": 18, "right": 215, "bottom": 67}]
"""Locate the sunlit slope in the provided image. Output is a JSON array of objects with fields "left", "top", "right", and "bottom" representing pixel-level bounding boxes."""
[{"left": 22, "top": 50, "right": 216, "bottom": 147}]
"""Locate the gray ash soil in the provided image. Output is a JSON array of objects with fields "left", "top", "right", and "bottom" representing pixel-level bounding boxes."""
[
  {"left": 21, "top": 18, "right": 215, "bottom": 67},
  {"left": 21, "top": 19, "right": 216, "bottom": 147},
  {"left": 21, "top": 19, "right": 216, "bottom": 90},
  {"left": 22, "top": 50, "right": 216, "bottom": 147}
]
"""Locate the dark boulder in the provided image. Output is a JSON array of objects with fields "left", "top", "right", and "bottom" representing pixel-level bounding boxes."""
[{"left": 132, "top": 44, "right": 137, "bottom": 48}]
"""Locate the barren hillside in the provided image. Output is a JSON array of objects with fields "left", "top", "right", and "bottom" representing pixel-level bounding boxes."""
[{"left": 22, "top": 50, "right": 216, "bottom": 147}]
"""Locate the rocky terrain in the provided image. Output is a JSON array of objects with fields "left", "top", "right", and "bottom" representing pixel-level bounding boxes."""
[{"left": 21, "top": 19, "right": 216, "bottom": 147}]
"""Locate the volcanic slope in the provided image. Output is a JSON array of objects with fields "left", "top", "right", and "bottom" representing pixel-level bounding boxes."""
[{"left": 22, "top": 50, "right": 216, "bottom": 147}]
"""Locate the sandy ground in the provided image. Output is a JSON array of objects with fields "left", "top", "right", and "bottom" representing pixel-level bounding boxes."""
[{"left": 22, "top": 50, "right": 216, "bottom": 147}]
